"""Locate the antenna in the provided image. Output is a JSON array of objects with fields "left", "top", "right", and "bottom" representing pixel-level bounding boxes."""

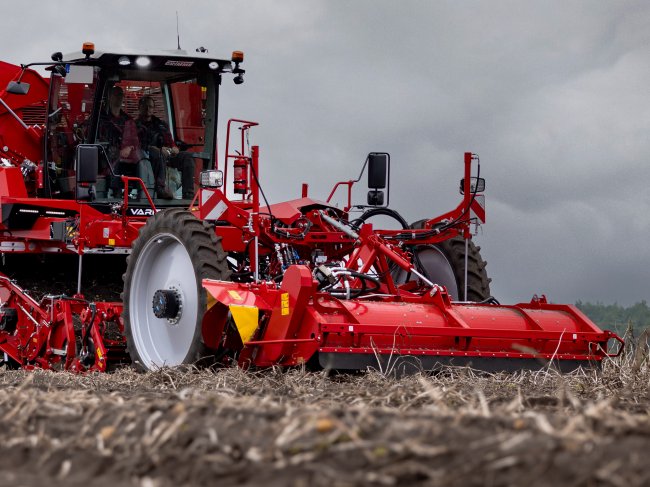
[{"left": 176, "top": 12, "right": 181, "bottom": 50}]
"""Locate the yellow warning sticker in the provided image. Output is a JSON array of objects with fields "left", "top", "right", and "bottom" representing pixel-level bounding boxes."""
[
  {"left": 229, "top": 305, "right": 259, "bottom": 343},
  {"left": 108, "top": 238, "right": 115, "bottom": 246},
  {"left": 281, "top": 292, "right": 290, "bottom": 316},
  {"left": 228, "top": 290, "right": 243, "bottom": 301}
]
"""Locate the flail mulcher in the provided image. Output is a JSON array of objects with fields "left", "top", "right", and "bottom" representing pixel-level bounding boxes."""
[{"left": 0, "top": 43, "right": 622, "bottom": 373}]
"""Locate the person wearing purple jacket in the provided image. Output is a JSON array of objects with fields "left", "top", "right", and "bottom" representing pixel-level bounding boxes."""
[{"left": 99, "top": 86, "right": 165, "bottom": 198}]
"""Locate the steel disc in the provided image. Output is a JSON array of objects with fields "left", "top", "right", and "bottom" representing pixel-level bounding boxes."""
[
  {"left": 128, "top": 232, "right": 199, "bottom": 369},
  {"left": 394, "top": 246, "right": 460, "bottom": 299}
]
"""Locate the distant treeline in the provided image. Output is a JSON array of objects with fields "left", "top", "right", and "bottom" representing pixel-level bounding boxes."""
[{"left": 576, "top": 300, "right": 650, "bottom": 335}]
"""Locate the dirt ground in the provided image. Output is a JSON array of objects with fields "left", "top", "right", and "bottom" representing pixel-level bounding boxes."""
[
  {"left": 0, "top": 360, "right": 649, "bottom": 487},
  {"left": 1, "top": 256, "right": 650, "bottom": 486}
]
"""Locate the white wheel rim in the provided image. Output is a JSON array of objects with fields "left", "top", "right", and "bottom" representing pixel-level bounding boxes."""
[{"left": 129, "top": 232, "right": 199, "bottom": 369}]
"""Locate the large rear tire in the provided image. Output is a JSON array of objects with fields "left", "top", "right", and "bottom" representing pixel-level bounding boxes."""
[
  {"left": 123, "top": 208, "right": 230, "bottom": 371},
  {"left": 406, "top": 219, "right": 491, "bottom": 302}
]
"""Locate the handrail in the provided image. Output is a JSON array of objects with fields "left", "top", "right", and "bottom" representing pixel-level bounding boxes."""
[{"left": 223, "top": 118, "right": 259, "bottom": 193}]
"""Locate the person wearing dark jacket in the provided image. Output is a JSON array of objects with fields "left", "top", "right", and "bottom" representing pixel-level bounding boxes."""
[
  {"left": 98, "top": 86, "right": 159, "bottom": 198},
  {"left": 136, "top": 96, "right": 195, "bottom": 199}
]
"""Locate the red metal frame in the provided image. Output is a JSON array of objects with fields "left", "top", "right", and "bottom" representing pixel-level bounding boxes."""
[
  {"left": 202, "top": 265, "right": 621, "bottom": 369},
  {"left": 0, "top": 274, "right": 125, "bottom": 371},
  {"left": 0, "top": 51, "right": 623, "bottom": 373},
  {"left": 196, "top": 131, "right": 621, "bottom": 371}
]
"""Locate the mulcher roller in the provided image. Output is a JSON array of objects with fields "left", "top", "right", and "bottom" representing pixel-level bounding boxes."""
[{"left": 202, "top": 265, "right": 622, "bottom": 373}]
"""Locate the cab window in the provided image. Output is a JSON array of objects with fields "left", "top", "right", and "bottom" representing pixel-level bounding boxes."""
[{"left": 45, "top": 71, "right": 96, "bottom": 198}]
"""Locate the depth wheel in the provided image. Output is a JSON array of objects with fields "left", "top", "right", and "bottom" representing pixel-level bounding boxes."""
[{"left": 123, "top": 208, "right": 230, "bottom": 371}]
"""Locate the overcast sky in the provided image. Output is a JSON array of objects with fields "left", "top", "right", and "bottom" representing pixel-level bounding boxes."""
[{"left": 2, "top": 0, "right": 649, "bottom": 306}]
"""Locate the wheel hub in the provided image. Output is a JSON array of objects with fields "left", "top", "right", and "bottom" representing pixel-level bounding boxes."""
[{"left": 152, "top": 288, "right": 182, "bottom": 322}]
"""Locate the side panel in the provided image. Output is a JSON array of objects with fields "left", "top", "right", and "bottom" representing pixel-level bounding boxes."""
[
  {"left": 0, "top": 167, "right": 28, "bottom": 198},
  {"left": 0, "top": 61, "right": 49, "bottom": 164}
]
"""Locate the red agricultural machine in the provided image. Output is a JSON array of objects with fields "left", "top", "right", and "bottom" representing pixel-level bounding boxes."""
[{"left": 0, "top": 43, "right": 622, "bottom": 374}]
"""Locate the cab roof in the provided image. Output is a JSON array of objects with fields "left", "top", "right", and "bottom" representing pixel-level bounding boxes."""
[{"left": 61, "top": 48, "right": 235, "bottom": 73}]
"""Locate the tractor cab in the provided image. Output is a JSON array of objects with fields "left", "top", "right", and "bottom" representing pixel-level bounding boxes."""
[{"left": 43, "top": 45, "right": 242, "bottom": 207}]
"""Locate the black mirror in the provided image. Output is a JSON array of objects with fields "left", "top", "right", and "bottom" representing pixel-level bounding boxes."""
[
  {"left": 76, "top": 145, "right": 99, "bottom": 184},
  {"left": 368, "top": 153, "right": 388, "bottom": 189},
  {"left": 6, "top": 81, "right": 30, "bottom": 95},
  {"left": 367, "top": 190, "right": 384, "bottom": 206},
  {"left": 459, "top": 177, "right": 485, "bottom": 195}
]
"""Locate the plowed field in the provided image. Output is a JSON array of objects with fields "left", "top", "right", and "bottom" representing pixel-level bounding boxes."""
[
  {"left": 1, "top": 361, "right": 649, "bottom": 487},
  {"left": 1, "top": 256, "right": 649, "bottom": 486}
]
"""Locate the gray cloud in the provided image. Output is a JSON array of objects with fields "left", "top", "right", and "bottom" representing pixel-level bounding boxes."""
[{"left": 2, "top": 0, "right": 649, "bottom": 305}]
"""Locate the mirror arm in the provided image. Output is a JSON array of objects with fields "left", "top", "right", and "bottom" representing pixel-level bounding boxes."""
[
  {"left": 353, "top": 155, "right": 370, "bottom": 184},
  {"left": 13, "top": 60, "right": 78, "bottom": 85},
  {"left": 21, "top": 61, "right": 67, "bottom": 69},
  {"left": 15, "top": 65, "right": 26, "bottom": 83}
]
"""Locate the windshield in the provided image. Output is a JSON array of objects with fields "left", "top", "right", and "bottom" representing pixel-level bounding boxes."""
[{"left": 46, "top": 67, "right": 216, "bottom": 204}]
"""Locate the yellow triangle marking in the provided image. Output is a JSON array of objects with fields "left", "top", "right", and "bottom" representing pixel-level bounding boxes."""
[{"left": 230, "top": 305, "right": 259, "bottom": 343}]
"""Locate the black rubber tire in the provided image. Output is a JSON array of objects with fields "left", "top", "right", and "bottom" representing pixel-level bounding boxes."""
[
  {"left": 351, "top": 207, "right": 410, "bottom": 230},
  {"left": 122, "top": 208, "right": 230, "bottom": 371},
  {"left": 410, "top": 219, "right": 491, "bottom": 302}
]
